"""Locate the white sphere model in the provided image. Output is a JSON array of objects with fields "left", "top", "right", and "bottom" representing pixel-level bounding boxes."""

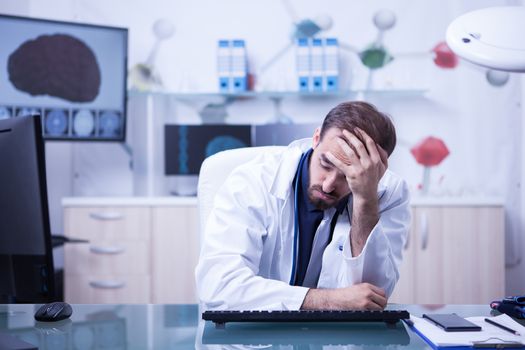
[
  {"left": 313, "top": 14, "right": 333, "bottom": 31},
  {"left": 373, "top": 9, "right": 396, "bottom": 31},
  {"left": 153, "top": 18, "right": 175, "bottom": 40},
  {"left": 486, "top": 69, "right": 510, "bottom": 87}
]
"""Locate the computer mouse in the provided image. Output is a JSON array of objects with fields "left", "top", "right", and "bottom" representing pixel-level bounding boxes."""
[{"left": 34, "top": 302, "right": 73, "bottom": 322}]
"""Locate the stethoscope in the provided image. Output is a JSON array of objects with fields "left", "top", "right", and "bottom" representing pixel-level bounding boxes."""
[{"left": 289, "top": 150, "right": 309, "bottom": 285}]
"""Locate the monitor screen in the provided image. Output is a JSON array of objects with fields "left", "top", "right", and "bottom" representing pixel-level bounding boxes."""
[
  {"left": 165, "top": 124, "right": 252, "bottom": 175},
  {"left": 0, "top": 115, "right": 55, "bottom": 302},
  {"left": 0, "top": 14, "right": 128, "bottom": 141},
  {"left": 254, "top": 123, "right": 318, "bottom": 146}
]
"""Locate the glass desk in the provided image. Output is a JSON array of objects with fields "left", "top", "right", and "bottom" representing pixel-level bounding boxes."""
[{"left": 0, "top": 304, "right": 496, "bottom": 349}]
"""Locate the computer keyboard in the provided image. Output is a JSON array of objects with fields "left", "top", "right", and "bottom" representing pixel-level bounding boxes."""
[{"left": 202, "top": 309, "right": 410, "bottom": 328}]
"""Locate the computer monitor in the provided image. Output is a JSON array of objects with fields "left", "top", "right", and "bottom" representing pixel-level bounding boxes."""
[
  {"left": 254, "top": 123, "right": 318, "bottom": 146},
  {"left": 0, "top": 115, "right": 55, "bottom": 303},
  {"left": 165, "top": 124, "right": 252, "bottom": 175},
  {"left": 0, "top": 14, "right": 128, "bottom": 141}
]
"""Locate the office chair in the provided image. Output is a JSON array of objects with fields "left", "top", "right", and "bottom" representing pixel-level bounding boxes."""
[
  {"left": 196, "top": 146, "right": 284, "bottom": 313},
  {"left": 197, "top": 146, "right": 285, "bottom": 243}
]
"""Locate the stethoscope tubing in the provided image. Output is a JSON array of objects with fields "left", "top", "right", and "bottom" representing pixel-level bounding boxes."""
[{"left": 289, "top": 151, "right": 309, "bottom": 285}]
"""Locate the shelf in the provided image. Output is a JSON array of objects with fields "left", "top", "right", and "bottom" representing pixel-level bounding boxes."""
[
  {"left": 128, "top": 88, "right": 427, "bottom": 99},
  {"left": 127, "top": 87, "right": 428, "bottom": 124}
]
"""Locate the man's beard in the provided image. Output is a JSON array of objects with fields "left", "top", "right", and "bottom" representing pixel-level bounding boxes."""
[{"left": 307, "top": 184, "right": 339, "bottom": 210}]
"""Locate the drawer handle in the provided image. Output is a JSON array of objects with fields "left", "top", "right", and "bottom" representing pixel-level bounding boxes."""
[
  {"left": 90, "top": 246, "right": 125, "bottom": 255},
  {"left": 89, "top": 281, "right": 126, "bottom": 289},
  {"left": 89, "top": 212, "right": 124, "bottom": 221}
]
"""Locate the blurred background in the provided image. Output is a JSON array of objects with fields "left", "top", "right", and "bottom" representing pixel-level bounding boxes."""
[{"left": 0, "top": 0, "right": 522, "bottom": 305}]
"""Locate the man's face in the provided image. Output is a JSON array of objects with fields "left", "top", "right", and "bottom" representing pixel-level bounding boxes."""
[{"left": 307, "top": 127, "right": 352, "bottom": 210}]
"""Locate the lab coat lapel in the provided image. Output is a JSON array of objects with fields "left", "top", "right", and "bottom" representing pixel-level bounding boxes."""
[
  {"left": 273, "top": 139, "right": 311, "bottom": 282},
  {"left": 278, "top": 193, "right": 295, "bottom": 282}
]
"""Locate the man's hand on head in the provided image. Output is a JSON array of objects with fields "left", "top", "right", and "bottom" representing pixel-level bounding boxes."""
[
  {"left": 325, "top": 128, "right": 387, "bottom": 201},
  {"left": 325, "top": 128, "right": 388, "bottom": 256}
]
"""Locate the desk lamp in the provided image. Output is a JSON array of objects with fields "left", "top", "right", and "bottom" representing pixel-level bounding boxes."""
[{"left": 446, "top": 6, "right": 525, "bottom": 86}]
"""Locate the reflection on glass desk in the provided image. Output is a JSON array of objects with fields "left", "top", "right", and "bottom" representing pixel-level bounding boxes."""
[
  {"left": 0, "top": 304, "right": 496, "bottom": 349},
  {"left": 202, "top": 321, "right": 410, "bottom": 346}
]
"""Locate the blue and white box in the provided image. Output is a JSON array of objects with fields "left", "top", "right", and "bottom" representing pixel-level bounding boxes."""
[
  {"left": 295, "top": 38, "right": 310, "bottom": 92},
  {"left": 324, "top": 38, "right": 339, "bottom": 91},
  {"left": 231, "top": 40, "right": 248, "bottom": 92},
  {"left": 217, "top": 40, "right": 231, "bottom": 92},
  {"left": 310, "top": 38, "right": 324, "bottom": 92}
]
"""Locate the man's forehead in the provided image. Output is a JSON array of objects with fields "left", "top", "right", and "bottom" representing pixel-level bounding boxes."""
[
  {"left": 320, "top": 127, "right": 366, "bottom": 151},
  {"left": 319, "top": 128, "right": 347, "bottom": 148},
  {"left": 317, "top": 129, "right": 353, "bottom": 165}
]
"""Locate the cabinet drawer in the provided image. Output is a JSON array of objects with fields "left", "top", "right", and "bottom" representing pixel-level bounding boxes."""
[
  {"left": 65, "top": 242, "right": 150, "bottom": 275},
  {"left": 65, "top": 275, "right": 150, "bottom": 304},
  {"left": 64, "top": 206, "right": 151, "bottom": 241}
]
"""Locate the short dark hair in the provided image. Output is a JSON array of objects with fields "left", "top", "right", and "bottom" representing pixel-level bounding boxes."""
[{"left": 320, "top": 101, "right": 397, "bottom": 156}]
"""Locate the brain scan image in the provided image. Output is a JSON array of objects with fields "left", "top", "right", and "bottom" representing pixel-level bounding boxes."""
[
  {"left": 205, "top": 136, "right": 247, "bottom": 157},
  {"left": 73, "top": 109, "right": 95, "bottom": 137},
  {"left": 98, "top": 111, "right": 122, "bottom": 137},
  {"left": 8, "top": 34, "right": 101, "bottom": 102},
  {"left": 45, "top": 108, "right": 69, "bottom": 136}
]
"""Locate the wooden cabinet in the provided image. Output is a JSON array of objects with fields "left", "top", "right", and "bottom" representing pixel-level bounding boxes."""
[
  {"left": 64, "top": 198, "right": 505, "bottom": 305},
  {"left": 64, "top": 206, "right": 152, "bottom": 303},
  {"left": 151, "top": 206, "right": 200, "bottom": 303},
  {"left": 63, "top": 198, "right": 200, "bottom": 304},
  {"left": 390, "top": 205, "right": 505, "bottom": 304}
]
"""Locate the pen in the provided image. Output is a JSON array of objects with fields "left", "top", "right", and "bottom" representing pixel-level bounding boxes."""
[{"left": 484, "top": 318, "right": 521, "bottom": 336}]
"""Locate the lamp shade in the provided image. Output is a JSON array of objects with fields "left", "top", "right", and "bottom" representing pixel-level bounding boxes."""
[
  {"left": 446, "top": 6, "right": 525, "bottom": 72},
  {"left": 411, "top": 136, "right": 449, "bottom": 166}
]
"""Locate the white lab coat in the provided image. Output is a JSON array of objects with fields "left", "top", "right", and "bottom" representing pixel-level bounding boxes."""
[{"left": 195, "top": 139, "right": 411, "bottom": 311}]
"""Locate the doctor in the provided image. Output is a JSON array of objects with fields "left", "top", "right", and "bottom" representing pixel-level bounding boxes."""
[{"left": 195, "top": 101, "right": 410, "bottom": 311}]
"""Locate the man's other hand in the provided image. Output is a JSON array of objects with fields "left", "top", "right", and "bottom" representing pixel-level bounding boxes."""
[{"left": 300, "top": 283, "right": 387, "bottom": 310}]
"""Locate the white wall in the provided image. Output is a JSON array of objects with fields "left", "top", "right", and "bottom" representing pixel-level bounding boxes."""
[{"left": 1, "top": 0, "right": 523, "bottom": 294}]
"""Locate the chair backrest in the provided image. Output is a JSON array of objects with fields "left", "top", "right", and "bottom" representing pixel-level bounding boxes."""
[{"left": 197, "top": 146, "right": 285, "bottom": 241}]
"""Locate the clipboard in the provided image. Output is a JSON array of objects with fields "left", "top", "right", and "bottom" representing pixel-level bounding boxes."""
[{"left": 405, "top": 314, "right": 525, "bottom": 349}]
